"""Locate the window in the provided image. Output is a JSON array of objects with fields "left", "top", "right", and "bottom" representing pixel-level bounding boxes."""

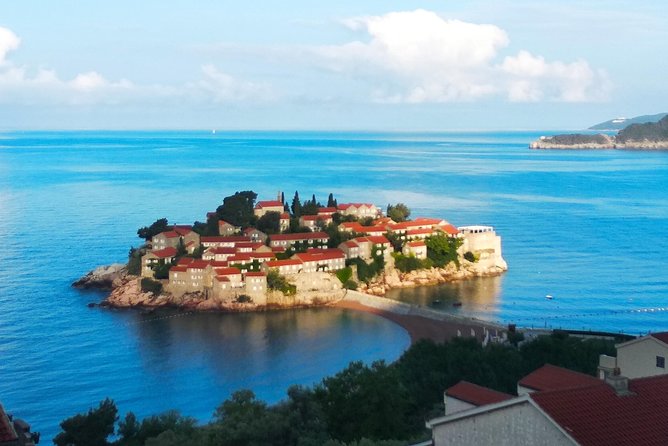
[{"left": 657, "top": 356, "right": 665, "bottom": 369}]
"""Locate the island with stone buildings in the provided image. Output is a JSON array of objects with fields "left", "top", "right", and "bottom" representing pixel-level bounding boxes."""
[{"left": 75, "top": 190, "right": 507, "bottom": 313}]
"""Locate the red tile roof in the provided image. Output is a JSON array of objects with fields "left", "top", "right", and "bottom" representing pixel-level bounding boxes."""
[
  {"left": 406, "top": 240, "right": 426, "bottom": 247},
  {"left": 407, "top": 228, "right": 434, "bottom": 236},
  {"left": 338, "top": 203, "right": 374, "bottom": 210},
  {"left": 150, "top": 247, "right": 178, "bottom": 258},
  {"left": 339, "top": 222, "right": 365, "bottom": 232},
  {"left": 210, "top": 260, "right": 229, "bottom": 267},
  {"left": 170, "top": 265, "right": 188, "bottom": 272},
  {"left": 249, "top": 252, "right": 275, "bottom": 260},
  {"left": 218, "top": 220, "right": 234, "bottom": 227},
  {"left": 245, "top": 271, "right": 267, "bottom": 277},
  {"left": 177, "top": 257, "right": 195, "bottom": 265},
  {"left": 300, "top": 215, "right": 331, "bottom": 222},
  {"left": 365, "top": 235, "right": 391, "bottom": 245},
  {"left": 519, "top": 364, "right": 601, "bottom": 392},
  {"left": 201, "top": 235, "right": 251, "bottom": 243},
  {"left": 318, "top": 207, "right": 337, "bottom": 213},
  {"left": 342, "top": 241, "right": 359, "bottom": 248},
  {"left": 650, "top": 332, "right": 668, "bottom": 344},
  {"left": 446, "top": 381, "right": 514, "bottom": 406},
  {"left": 187, "top": 260, "right": 210, "bottom": 270},
  {"left": 437, "top": 224, "right": 460, "bottom": 235},
  {"left": 295, "top": 249, "right": 345, "bottom": 262},
  {"left": 255, "top": 200, "right": 284, "bottom": 209},
  {"left": 270, "top": 232, "right": 328, "bottom": 241},
  {"left": 228, "top": 254, "right": 251, "bottom": 262},
  {"left": 160, "top": 230, "right": 179, "bottom": 239},
  {"left": 360, "top": 225, "right": 387, "bottom": 234},
  {"left": 531, "top": 374, "right": 668, "bottom": 446},
  {"left": 264, "top": 259, "right": 303, "bottom": 268},
  {"left": 172, "top": 225, "right": 193, "bottom": 236},
  {"left": 280, "top": 212, "right": 290, "bottom": 219},
  {"left": 215, "top": 276, "right": 230, "bottom": 282},
  {"left": 207, "top": 247, "right": 236, "bottom": 254},
  {"left": 215, "top": 267, "right": 242, "bottom": 276}
]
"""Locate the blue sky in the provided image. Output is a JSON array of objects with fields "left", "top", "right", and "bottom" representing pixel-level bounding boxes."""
[{"left": 0, "top": 1, "right": 666, "bottom": 130}]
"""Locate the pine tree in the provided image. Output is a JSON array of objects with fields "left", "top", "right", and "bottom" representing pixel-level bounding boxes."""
[
  {"left": 327, "top": 193, "right": 335, "bottom": 208},
  {"left": 291, "top": 191, "right": 302, "bottom": 217}
]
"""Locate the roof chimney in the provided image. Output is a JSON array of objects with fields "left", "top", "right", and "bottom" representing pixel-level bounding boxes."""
[{"left": 604, "top": 368, "right": 634, "bottom": 396}]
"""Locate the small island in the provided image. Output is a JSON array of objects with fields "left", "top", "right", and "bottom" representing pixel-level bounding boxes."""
[
  {"left": 75, "top": 190, "right": 507, "bottom": 312},
  {"left": 530, "top": 114, "right": 668, "bottom": 150}
]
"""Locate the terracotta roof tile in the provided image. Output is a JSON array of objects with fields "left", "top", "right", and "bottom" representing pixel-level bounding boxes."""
[
  {"left": 650, "top": 332, "right": 668, "bottom": 344},
  {"left": 446, "top": 381, "right": 514, "bottom": 406},
  {"left": 531, "top": 374, "right": 668, "bottom": 446},
  {"left": 295, "top": 249, "right": 345, "bottom": 262},
  {"left": 215, "top": 267, "right": 242, "bottom": 276},
  {"left": 519, "top": 364, "right": 601, "bottom": 392},
  {"left": 270, "top": 232, "right": 328, "bottom": 241},
  {"left": 150, "top": 247, "right": 178, "bottom": 258},
  {"left": 264, "top": 259, "right": 303, "bottom": 267},
  {"left": 245, "top": 271, "right": 267, "bottom": 277},
  {"left": 255, "top": 200, "right": 284, "bottom": 209}
]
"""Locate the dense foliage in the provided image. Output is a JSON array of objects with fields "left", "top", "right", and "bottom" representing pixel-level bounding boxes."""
[
  {"left": 392, "top": 253, "right": 432, "bottom": 273},
  {"left": 55, "top": 333, "right": 617, "bottom": 446},
  {"left": 267, "top": 269, "right": 296, "bottom": 295},
  {"left": 216, "top": 191, "right": 258, "bottom": 228},
  {"left": 127, "top": 247, "right": 143, "bottom": 275},
  {"left": 256, "top": 211, "right": 281, "bottom": 234},
  {"left": 425, "top": 234, "right": 462, "bottom": 268},
  {"left": 140, "top": 278, "right": 163, "bottom": 295},
  {"left": 137, "top": 218, "right": 169, "bottom": 241},
  {"left": 617, "top": 115, "right": 668, "bottom": 143},
  {"left": 386, "top": 203, "right": 410, "bottom": 222}
]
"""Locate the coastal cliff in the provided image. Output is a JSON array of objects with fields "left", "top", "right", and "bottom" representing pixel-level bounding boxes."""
[{"left": 530, "top": 115, "right": 668, "bottom": 150}]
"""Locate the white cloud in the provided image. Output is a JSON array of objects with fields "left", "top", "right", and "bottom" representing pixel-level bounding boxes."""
[
  {"left": 313, "top": 10, "right": 610, "bottom": 103},
  {"left": 190, "top": 65, "right": 274, "bottom": 103},
  {"left": 501, "top": 50, "right": 610, "bottom": 102},
  {"left": 0, "top": 27, "right": 20, "bottom": 65},
  {"left": 0, "top": 26, "right": 272, "bottom": 107}
]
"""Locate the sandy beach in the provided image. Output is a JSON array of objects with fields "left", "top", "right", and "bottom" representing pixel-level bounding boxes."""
[{"left": 332, "top": 294, "right": 505, "bottom": 345}]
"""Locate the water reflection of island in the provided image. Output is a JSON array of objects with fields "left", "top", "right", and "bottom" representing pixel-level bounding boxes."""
[
  {"left": 384, "top": 275, "right": 503, "bottom": 313},
  {"left": 125, "top": 308, "right": 411, "bottom": 404}
]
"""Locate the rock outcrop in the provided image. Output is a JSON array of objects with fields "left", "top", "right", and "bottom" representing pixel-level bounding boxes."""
[
  {"left": 359, "top": 261, "right": 507, "bottom": 296},
  {"left": 103, "top": 271, "right": 346, "bottom": 312},
  {"left": 72, "top": 264, "right": 128, "bottom": 289}
]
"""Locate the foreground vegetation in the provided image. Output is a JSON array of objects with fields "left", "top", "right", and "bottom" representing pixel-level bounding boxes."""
[{"left": 54, "top": 332, "right": 617, "bottom": 446}]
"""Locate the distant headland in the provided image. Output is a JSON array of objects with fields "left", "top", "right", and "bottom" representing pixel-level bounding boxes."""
[
  {"left": 530, "top": 114, "right": 668, "bottom": 150},
  {"left": 74, "top": 190, "right": 507, "bottom": 312}
]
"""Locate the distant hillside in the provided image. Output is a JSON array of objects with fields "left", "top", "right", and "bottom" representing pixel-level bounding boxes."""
[
  {"left": 589, "top": 112, "right": 667, "bottom": 131},
  {"left": 617, "top": 115, "right": 668, "bottom": 144},
  {"left": 531, "top": 115, "right": 668, "bottom": 150}
]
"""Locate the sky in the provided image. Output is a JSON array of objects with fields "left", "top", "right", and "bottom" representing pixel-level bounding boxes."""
[{"left": 0, "top": 1, "right": 666, "bottom": 130}]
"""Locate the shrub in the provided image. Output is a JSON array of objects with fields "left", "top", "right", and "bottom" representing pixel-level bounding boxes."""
[
  {"left": 140, "top": 278, "right": 163, "bottom": 295},
  {"left": 463, "top": 251, "right": 476, "bottom": 263},
  {"left": 267, "top": 269, "right": 297, "bottom": 295},
  {"left": 336, "top": 267, "right": 353, "bottom": 284},
  {"left": 344, "top": 280, "right": 358, "bottom": 290},
  {"left": 235, "top": 294, "right": 253, "bottom": 303},
  {"left": 127, "top": 247, "right": 143, "bottom": 276}
]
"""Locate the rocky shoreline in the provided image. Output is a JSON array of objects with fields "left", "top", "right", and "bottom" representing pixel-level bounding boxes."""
[
  {"left": 359, "top": 260, "right": 507, "bottom": 296},
  {"left": 74, "top": 260, "right": 507, "bottom": 312},
  {"left": 530, "top": 138, "right": 668, "bottom": 150}
]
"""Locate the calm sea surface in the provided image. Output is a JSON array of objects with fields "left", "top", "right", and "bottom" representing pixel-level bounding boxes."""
[{"left": 1, "top": 131, "right": 667, "bottom": 439}]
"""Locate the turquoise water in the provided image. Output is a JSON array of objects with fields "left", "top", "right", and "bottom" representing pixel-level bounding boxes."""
[{"left": 1, "top": 130, "right": 667, "bottom": 439}]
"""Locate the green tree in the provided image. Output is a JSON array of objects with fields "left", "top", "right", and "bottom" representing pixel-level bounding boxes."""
[
  {"left": 291, "top": 191, "right": 302, "bottom": 218},
  {"left": 53, "top": 398, "right": 118, "bottom": 446},
  {"left": 117, "top": 410, "right": 197, "bottom": 446},
  {"left": 127, "top": 247, "right": 143, "bottom": 275},
  {"left": 315, "top": 361, "right": 411, "bottom": 443},
  {"left": 217, "top": 191, "right": 257, "bottom": 228},
  {"left": 137, "top": 218, "right": 169, "bottom": 240},
  {"left": 257, "top": 211, "right": 281, "bottom": 234},
  {"left": 327, "top": 193, "right": 337, "bottom": 208},
  {"left": 386, "top": 204, "right": 410, "bottom": 222},
  {"left": 424, "top": 234, "right": 462, "bottom": 268}
]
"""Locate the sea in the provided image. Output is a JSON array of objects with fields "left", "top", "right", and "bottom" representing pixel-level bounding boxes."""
[{"left": 1, "top": 130, "right": 667, "bottom": 440}]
